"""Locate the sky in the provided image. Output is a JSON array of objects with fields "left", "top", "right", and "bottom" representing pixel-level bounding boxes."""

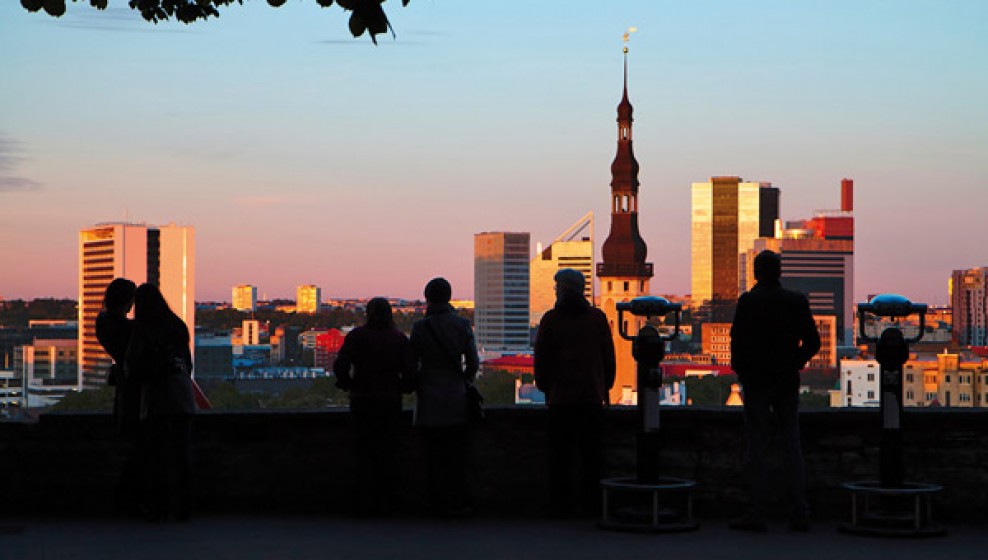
[{"left": 1, "top": 0, "right": 986, "bottom": 304}]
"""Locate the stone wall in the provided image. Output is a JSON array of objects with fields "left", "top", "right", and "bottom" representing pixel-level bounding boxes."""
[{"left": 2, "top": 407, "right": 986, "bottom": 519}]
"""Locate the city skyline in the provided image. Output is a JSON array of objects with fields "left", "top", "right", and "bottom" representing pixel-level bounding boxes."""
[{"left": 1, "top": 1, "right": 986, "bottom": 304}]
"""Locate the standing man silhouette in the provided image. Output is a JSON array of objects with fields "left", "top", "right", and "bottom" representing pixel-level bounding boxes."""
[
  {"left": 534, "top": 269, "right": 616, "bottom": 516},
  {"left": 729, "top": 250, "right": 820, "bottom": 532}
]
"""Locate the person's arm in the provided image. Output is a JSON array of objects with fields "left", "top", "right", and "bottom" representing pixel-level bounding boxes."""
[
  {"left": 408, "top": 322, "right": 425, "bottom": 385},
  {"left": 730, "top": 295, "right": 752, "bottom": 379},
  {"left": 124, "top": 325, "right": 148, "bottom": 383},
  {"left": 599, "top": 312, "right": 616, "bottom": 391},
  {"left": 796, "top": 297, "right": 821, "bottom": 369},
  {"left": 462, "top": 324, "right": 480, "bottom": 382},
  {"left": 333, "top": 331, "right": 356, "bottom": 391},
  {"left": 398, "top": 334, "right": 418, "bottom": 393},
  {"left": 179, "top": 323, "right": 193, "bottom": 376},
  {"left": 533, "top": 315, "right": 554, "bottom": 394}
]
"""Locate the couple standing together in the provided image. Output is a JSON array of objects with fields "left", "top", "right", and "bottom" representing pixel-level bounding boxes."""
[
  {"left": 97, "top": 279, "right": 195, "bottom": 522},
  {"left": 334, "top": 277, "right": 479, "bottom": 517}
]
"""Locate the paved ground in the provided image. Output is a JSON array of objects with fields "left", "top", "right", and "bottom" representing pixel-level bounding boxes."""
[{"left": 1, "top": 516, "right": 986, "bottom": 560}]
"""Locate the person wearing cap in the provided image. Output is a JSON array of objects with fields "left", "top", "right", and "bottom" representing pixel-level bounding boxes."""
[
  {"left": 729, "top": 249, "right": 820, "bottom": 532},
  {"left": 409, "top": 277, "right": 480, "bottom": 517},
  {"left": 534, "top": 268, "right": 615, "bottom": 517}
]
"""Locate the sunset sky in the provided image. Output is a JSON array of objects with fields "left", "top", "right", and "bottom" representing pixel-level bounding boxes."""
[{"left": 1, "top": 1, "right": 985, "bottom": 304}]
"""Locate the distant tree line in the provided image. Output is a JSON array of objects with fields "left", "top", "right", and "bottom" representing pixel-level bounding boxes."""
[
  {"left": 0, "top": 299, "right": 77, "bottom": 327},
  {"left": 52, "top": 368, "right": 519, "bottom": 413},
  {"left": 196, "top": 306, "right": 449, "bottom": 335},
  {"left": 0, "top": 298, "right": 473, "bottom": 334}
]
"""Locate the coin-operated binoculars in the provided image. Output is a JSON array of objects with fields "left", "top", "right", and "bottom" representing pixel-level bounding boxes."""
[
  {"left": 599, "top": 297, "right": 698, "bottom": 533},
  {"left": 620, "top": 297, "right": 680, "bottom": 483},
  {"left": 840, "top": 294, "right": 944, "bottom": 537}
]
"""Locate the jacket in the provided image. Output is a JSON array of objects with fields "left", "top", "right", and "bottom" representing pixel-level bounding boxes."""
[
  {"left": 730, "top": 281, "right": 821, "bottom": 392},
  {"left": 126, "top": 321, "right": 195, "bottom": 419},
  {"left": 96, "top": 311, "right": 139, "bottom": 431},
  {"left": 334, "top": 324, "right": 415, "bottom": 401},
  {"left": 410, "top": 304, "right": 480, "bottom": 426},
  {"left": 533, "top": 293, "right": 616, "bottom": 406}
]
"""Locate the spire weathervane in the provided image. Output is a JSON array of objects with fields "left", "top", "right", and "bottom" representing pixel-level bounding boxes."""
[{"left": 622, "top": 26, "right": 637, "bottom": 53}]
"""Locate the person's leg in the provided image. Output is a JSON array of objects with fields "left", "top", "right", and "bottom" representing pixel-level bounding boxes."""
[
  {"left": 118, "top": 426, "right": 145, "bottom": 515},
  {"left": 421, "top": 426, "right": 447, "bottom": 513},
  {"left": 735, "top": 386, "right": 771, "bottom": 528},
  {"left": 547, "top": 405, "right": 575, "bottom": 514},
  {"left": 773, "top": 389, "right": 810, "bottom": 527},
  {"left": 350, "top": 398, "right": 376, "bottom": 514},
  {"left": 171, "top": 415, "right": 193, "bottom": 521},
  {"left": 576, "top": 405, "right": 604, "bottom": 513},
  {"left": 457, "top": 424, "right": 474, "bottom": 511},
  {"left": 142, "top": 417, "right": 168, "bottom": 521},
  {"left": 372, "top": 399, "right": 403, "bottom": 513}
]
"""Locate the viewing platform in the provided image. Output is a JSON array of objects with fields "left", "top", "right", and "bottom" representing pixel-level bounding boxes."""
[{"left": 4, "top": 516, "right": 988, "bottom": 560}]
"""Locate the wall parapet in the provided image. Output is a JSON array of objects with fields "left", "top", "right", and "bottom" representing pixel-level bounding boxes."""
[{"left": 2, "top": 407, "right": 986, "bottom": 519}]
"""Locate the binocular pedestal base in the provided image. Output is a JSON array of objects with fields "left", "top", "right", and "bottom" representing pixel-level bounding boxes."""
[
  {"left": 598, "top": 477, "right": 699, "bottom": 533},
  {"left": 839, "top": 481, "right": 945, "bottom": 538}
]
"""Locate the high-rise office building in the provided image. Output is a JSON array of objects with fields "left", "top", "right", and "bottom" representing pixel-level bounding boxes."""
[
  {"left": 232, "top": 284, "right": 258, "bottom": 312},
  {"left": 950, "top": 267, "right": 988, "bottom": 347},
  {"left": 530, "top": 212, "right": 594, "bottom": 326},
  {"left": 475, "top": 232, "right": 531, "bottom": 354},
  {"left": 742, "top": 180, "right": 855, "bottom": 345},
  {"left": 691, "top": 177, "right": 778, "bottom": 305},
  {"left": 597, "top": 46, "right": 654, "bottom": 405},
  {"left": 79, "top": 223, "right": 195, "bottom": 388},
  {"left": 296, "top": 284, "right": 321, "bottom": 314}
]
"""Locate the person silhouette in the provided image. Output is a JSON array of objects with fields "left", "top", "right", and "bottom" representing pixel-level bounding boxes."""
[
  {"left": 409, "top": 277, "right": 480, "bottom": 517},
  {"left": 96, "top": 277, "right": 142, "bottom": 514},
  {"left": 126, "top": 283, "right": 195, "bottom": 522},
  {"left": 334, "top": 297, "right": 415, "bottom": 515},
  {"left": 534, "top": 268, "right": 615, "bottom": 517},
  {"left": 729, "top": 250, "right": 820, "bottom": 532}
]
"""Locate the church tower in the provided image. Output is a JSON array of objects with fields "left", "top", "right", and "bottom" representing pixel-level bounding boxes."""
[{"left": 596, "top": 42, "right": 654, "bottom": 405}]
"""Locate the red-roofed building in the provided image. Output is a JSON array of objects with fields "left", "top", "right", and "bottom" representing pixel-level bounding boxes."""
[
  {"left": 314, "top": 329, "right": 345, "bottom": 370},
  {"left": 661, "top": 363, "right": 734, "bottom": 379},
  {"left": 483, "top": 355, "right": 534, "bottom": 376}
]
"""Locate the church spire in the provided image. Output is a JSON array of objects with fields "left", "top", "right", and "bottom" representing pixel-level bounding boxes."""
[{"left": 599, "top": 39, "right": 651, "bottom": 278}]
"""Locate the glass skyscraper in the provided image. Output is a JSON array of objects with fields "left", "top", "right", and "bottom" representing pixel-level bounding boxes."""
[
  {"left": 691, "top": 177, "right": 775, "bottom": 305},
  {"left": 474, "top": 232, "right": 531, "bottom": 354}
]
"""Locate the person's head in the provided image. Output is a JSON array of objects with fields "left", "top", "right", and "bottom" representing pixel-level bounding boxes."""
[
  {"left": 753, "top": 250, "right": 782, "bottom": 283},
  {"left": 102, "top": 278, "right": 136, "bottom": 314},
  {"left": 133, "top": 283, "right": 175, "bottom": 324},
  {"left": 554, "top": 268, "right": 586, "bottom": 298},
  {"left": 365, "top": 297, "right": 394, "bottom": 329},
  {"left": 424, "top": 277, "right": 452, "bottom": 305}
]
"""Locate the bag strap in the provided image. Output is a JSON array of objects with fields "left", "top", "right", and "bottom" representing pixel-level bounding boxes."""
[{"left": 423, "top": 317, "right": 467, "bottom": 381}]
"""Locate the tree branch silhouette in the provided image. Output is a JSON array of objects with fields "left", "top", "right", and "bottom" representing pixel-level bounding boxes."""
[{"left": 19, "top": 0, "right": 410, "bottom": 44}]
